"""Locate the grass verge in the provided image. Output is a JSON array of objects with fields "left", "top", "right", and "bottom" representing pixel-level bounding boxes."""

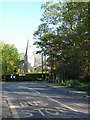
[{"left": 48, "top": 80, "right": 90, "bottom": 96}]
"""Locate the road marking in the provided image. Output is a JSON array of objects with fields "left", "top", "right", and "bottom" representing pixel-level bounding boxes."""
[
  {"left": 45, "top": 108, "right": 59, "bottom": 115},
  {"left": 28, "top": 101, "right": 39, "bottom": 106},
  {"left": 0, "top": 94, "right": 2, "bottom": 120},
  {"left": 20, "top": 102, "right": 29, "bottom": 107},
  {"left": 74, "top": 103, "right": 87, "bottom": 107},
  {"left": 6, "top": 84, "right": 79, "bottom": 119},
  {"left": 7, "top": 98, "right": 20, "bottom": 119},
  {"left": 55, "top": 107, "right": 65, "bottom": 112},
  {"left": 21, "top": 110, "right": 33, "bottom": 117},
  {"left": 27, "top": 101, "right": 48, "bottom": 106},
  {"left": 27, "top": 86, "right": 78, "bottom": 112},
  {"left": 45, "top": 96, "right": 78, "bottom": 112},
  {"left": 34, "top": 90, "right": 41, "bottom": 94},
  {"left": 30, "top": 88, "right": 78, "bottom": 112},
  {"left": 37, "top": 109, "right": 45, "bottom": 116},
  {"left": 19, "top": 86, "right": 41, "bottom": 94}
]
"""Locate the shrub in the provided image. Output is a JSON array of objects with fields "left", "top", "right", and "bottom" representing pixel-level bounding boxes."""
[
  {"left": 65, "top": 80, "right": 80, "bottom": 88},
  {"left": 3, "top": 73, "right": 49, "bottom": 82},
  {"left": 88, "top": 82, "right": 90, "bottom": 90}
]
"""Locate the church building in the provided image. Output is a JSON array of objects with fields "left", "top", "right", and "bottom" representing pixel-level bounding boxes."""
[{"left": 23, "top": 39, "right": 35, "bottom": 72}]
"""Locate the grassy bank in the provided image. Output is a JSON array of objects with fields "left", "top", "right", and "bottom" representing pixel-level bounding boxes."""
[{"left": 49, "top": 80, "right": 90, "bottom": 95}]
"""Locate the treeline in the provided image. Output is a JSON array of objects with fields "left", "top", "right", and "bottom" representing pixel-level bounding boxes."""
[{"left": 33, "top": 2, "right": 90, "bottom": 82}]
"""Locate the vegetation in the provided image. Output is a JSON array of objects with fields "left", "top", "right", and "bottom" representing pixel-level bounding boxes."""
[
  {"left": 1, "top": 2, "right": 89, "bottom": 90},
  {"left": 1, "top": 43, "right": 21, "bottom": 78},
  {"left": 33, "top": 2, "right": 90, "bottom": 83},
  {"left": 3, "top": 73, "right": 49, "bottom": 82},
  {"left": 50, "top": 80, "right": 90, "bottom": 95}
]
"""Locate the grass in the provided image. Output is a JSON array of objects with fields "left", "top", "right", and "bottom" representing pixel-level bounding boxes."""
[
  {"left": 52, "top": 82, "right": 65, "bottom": 86},
  {"left": 49, "top": 80, "right": 90, "bottom": 95}
]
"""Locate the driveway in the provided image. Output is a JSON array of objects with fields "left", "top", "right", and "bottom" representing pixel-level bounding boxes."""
[{"left": 0, "top": 82, "right": 89, "bottom": 119}]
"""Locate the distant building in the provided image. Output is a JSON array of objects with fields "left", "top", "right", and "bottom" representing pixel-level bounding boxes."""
[
  {"left": 20, "top": 60, "right": 24, "bottom": 73},
  {"left": 23, "top": 40, "right": 35, "bottom": 72}
]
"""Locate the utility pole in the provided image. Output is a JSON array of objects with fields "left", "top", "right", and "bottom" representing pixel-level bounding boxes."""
[{"left": 42, "top": 53, "right": 44, "bottom": 80}]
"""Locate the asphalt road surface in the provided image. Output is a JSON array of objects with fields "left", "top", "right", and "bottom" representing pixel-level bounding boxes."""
[{"left": 0, "top": 82, "right": 89, "bottom": 120}]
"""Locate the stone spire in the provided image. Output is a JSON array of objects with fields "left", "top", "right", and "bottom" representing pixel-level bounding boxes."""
[{"left": 24, "top": 37, "right": 34, "bottom": 72}]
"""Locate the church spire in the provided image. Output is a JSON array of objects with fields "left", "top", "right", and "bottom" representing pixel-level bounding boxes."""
[
  {"left": 26, "top": 36, "right": 30, "bottom": 54},
  {"left": 24, "top": 36, "right": 34, "bottom": 72}
]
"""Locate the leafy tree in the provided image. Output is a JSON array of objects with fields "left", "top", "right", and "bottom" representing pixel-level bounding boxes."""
[
  {"left": 1, "top": 43, "right": 20, "bottom": 77},
  {"left": 33, "top": 1, "right": 89, "bottom": 82},
  {"left": 0, "top": 41, "right": 5, "bottom": 79}
]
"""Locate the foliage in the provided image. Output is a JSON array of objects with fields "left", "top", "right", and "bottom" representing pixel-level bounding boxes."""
[
  {"left": 50, "top": 80, "right": 89, "bottom": 94},
  {"left": 77, "top": 83, "right": 89, "bottom": 92},
  {"left": 0, "top": 41, "right": 5, "bottom": 76},
  {"left": 1, "top": 43, "right": 20, "bottom": 76},
  {"left": 65, "top": 80, "right": 80, "bottom": 88},
  {"left": 33, "top": 1, "right": 90, "bottom": 82},
  {"left": 3, "top": 73, "right": 49, "bottom": 81}
]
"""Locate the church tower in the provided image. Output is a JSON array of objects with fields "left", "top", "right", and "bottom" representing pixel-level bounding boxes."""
[{"left": 24, "top": 39, "right": 34, "bottom": 72}]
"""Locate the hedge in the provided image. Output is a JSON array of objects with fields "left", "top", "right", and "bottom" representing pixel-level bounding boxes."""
[{"left": 2, "top": 73, "right": 49, "bottom": 82}]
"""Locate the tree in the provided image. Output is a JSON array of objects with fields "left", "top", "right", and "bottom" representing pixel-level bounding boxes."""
[
  {"left": 0, "top": 41, "right": 5, "bottom": 79},
  {"left": 33, "top": 1, "right": 89, "bottom": 82},
  {"left": 1, "top": 43, "right": 20, "bottom": 77}
]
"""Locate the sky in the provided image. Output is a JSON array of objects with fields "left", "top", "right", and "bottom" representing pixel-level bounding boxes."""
[
  {"left": 0, "top": 1, "right": 45, "bottom": 53},
  {"left": 0, "top": 0, "right": 74, "bottom": 54}
]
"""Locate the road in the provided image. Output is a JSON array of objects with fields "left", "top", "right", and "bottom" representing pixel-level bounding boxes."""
[{"left": 0, "top": 82, "right": 89, "bottom": 120}]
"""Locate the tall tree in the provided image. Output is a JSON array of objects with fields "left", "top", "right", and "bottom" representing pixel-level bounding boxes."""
[{"left": 33, "top": 1, "right": 89, "bottom": 81}]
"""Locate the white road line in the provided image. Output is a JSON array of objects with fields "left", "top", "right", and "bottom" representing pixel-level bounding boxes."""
[
  {"left": 19, "top": 86, "right": 41, "bottom": 94},
  {"left": 7, "top": 98, "right": 20, "bottom": 119},
  {"left": 74, "top": 103, "right": 87, "bottom": 107},
  {"left": 45, "top": 96, "right": 78, "bottom": 112},
  {"left": 6, "top": 84, "right": 79, "bottom": 119},
  {"left": 0, "top": 94, "right": 2, "bottom": 120},
  {"left": 38, "top": 109, "right": 45, "bottom": 116},
  {"left": 34, "top": 90, "right": 41, "bottom": 94},
  {"left": 31, "top": 88, "right": 78, "bottom": 112}
]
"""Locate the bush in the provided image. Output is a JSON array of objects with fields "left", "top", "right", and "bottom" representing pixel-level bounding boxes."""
[
  {"left": 65, "top": 80, "right": 80, "bottom": 88},
  {"left": 88, "top": 82, "right": 90, "bottom": 90},
  {"left": 3, "top": 73, "right": 49, "bottom": 82}
]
